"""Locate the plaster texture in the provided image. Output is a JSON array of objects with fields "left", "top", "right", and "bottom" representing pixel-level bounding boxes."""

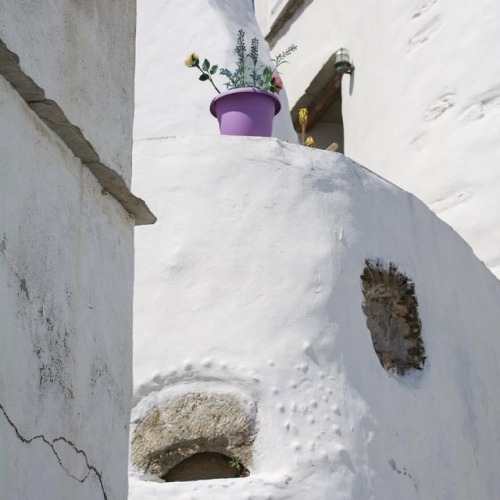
[
  {"left": 0, "top": 75, "right": 134, "bottom": 500},
  {"left": 0, "top": 0, "right": 136, "bottom": 184},
  {"left": 134, "top": 0, "right": 297, "bottom": 143},
  {"left": 130, "top": 136, "right": 500, "bottom": 499},
  {"left": 256, "top": 0, "right": 500, "bottom": 278}
]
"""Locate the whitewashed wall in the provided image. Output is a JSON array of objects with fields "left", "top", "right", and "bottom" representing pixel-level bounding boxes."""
[
  {"left": 134, "top": 0, "right": 297, "bottom": 143},
  {"left": 0, "top": 0, "right": 136, "bottom": 183},
  {"left": 0, "top": 2, "right": 138, "bottom": 498},
  {"left": 0, "top": 76, "right": 134, "bottom": 500},
  {"left": 256, "top": 0, "right": 500, "bottom": 278},
  {"left": 131, "top": 136, "right": 500, "bottom": 499}
]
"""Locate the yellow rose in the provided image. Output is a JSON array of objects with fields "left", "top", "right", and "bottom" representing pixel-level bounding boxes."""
[
  {"left": 298, "top": 107, "right": 308, "bottom": 127},
  {"left": 184, "top": 53, "right": 199, "bottom": 67},
  {"left": 305, "top": 136, "right": 315, "bottom": 148}
]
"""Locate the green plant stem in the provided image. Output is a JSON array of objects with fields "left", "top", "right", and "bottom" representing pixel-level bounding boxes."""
[{"left": 196, "top": 65, "right": 221, "bottom": 94}]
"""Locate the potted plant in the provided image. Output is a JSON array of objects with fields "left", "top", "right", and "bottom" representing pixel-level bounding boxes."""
[{"left": 185, "top": 30, "right": 297, "bottom": 137}]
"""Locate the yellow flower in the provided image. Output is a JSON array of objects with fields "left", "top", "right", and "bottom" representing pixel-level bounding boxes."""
[
  {"left": 184, "top": 53, "right": 199, "bottom": 67},
  {"left": 298, "top": 108, "right": 308, "bottom": 127},
  {"left": 305, "top": 136, "right": 315, "bottom": 147}
]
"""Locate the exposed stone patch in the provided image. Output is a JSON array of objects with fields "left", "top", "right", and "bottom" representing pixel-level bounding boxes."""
[
  {"left": 131, "top": 392, "right": 256, "bottom": 480},
  {"left": 361, "top": 259, "right": 426, "bottom": 374}
]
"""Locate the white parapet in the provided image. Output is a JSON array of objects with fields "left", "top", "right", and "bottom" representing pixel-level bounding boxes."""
[{"left": 131, "top": 135, "right": 500, "bottom": 499}]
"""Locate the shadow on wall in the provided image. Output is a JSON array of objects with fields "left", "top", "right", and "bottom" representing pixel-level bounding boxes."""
[{"left": 163, "top": 452, "right": 249, "bottom": 482}]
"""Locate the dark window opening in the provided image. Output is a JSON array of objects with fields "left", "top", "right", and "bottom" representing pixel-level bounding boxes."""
[
  {"left": 162, "top": 452, "right": 249, "bottom": 482},
  {"left": 291, "top": 53, "right": 344, "bottom": 153}
]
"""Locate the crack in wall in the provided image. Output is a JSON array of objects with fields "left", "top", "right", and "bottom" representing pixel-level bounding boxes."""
[{"left": 0, "top": 403, "right": 107, "bottom": 500}]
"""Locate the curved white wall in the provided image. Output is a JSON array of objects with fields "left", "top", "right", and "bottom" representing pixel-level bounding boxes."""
[
  {"left": 131, "top": 136, "right": 500, "bottom": 499},
  {"left": 258, "top": 0, "right": 500, "bottom": 277}
]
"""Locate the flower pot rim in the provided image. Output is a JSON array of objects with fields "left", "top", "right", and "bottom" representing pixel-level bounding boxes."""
[{"left": 210, "top": 87, "right": 281, "bottom": 117}]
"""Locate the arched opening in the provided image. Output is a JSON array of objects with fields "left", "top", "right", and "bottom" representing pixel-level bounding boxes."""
[
  {"left": 131, "top": 391, "right": 256, "bottom": 482},
  {"left": 291, "top": 54, "right": 344, "bottom": 152},
  {"left": 162, "top": 452, "right": 249, "bottom": 482}
]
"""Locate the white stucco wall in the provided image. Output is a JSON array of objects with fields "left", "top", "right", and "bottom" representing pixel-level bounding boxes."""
[
  {"left": 134, "top": 0, "right": 297, "bottom": 143},
  {"left": 256, "top": 0, "right": 500, "bottom": 278},
  {"left": 0, "top": 75, "right": 134, "bottom": 500},
  {"left": 0, "top": 0, "right": 136, "bottom": 184},
  {"left": 131, "top": 136, "right": 500, "bottom": 499}
]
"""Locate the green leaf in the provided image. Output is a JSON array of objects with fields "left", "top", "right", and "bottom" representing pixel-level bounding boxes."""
[
  {"left": 199, "top": 74, "right": 209, "bottom": 81},
  {"left": 202, "top": 59, "right": 210, "bottom": 72},
  {"left": 210, "top": 65, "right": 218, "bottom": 75}
]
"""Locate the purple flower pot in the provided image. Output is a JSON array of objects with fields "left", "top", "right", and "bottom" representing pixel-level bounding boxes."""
[{"left": 210, "top": 88, "right": 281, "bottom": 137}]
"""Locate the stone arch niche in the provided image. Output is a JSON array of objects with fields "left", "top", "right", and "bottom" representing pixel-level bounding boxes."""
[
  {"left": 360, "top": 259, "right": 426, "bottom": 375},
  {"left": 131, "top": 391, "right": 256, "bottom": 482}
]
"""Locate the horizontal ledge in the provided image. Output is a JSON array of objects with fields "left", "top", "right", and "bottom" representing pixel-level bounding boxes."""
[{"left": 0, "top": 37, "right": 156, "bottom": 226}]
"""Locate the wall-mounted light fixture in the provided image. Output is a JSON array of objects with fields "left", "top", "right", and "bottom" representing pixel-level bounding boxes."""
[{"left": 333, "top": 48, "right": 354, "bottom": 75}]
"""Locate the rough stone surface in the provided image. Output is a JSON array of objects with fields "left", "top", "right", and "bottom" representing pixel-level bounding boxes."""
[
  {"left": 131, "top": 393, "right": 256, "bottom": 479},
  {"left": 361, "top": 260, "right": 426, "bottom": 374}
]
